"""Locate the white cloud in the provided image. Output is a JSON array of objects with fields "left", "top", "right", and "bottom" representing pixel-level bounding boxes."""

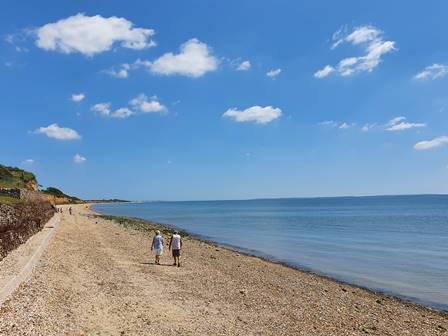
[
  {"left": 34, "top": 123, "right": 81, "bottom": 140},
  {"left": 91, "top": 103, "right": 133, "bottom": 119},
  {"left": 236, "top": 60, "right": 251, "bottom": 71},
  {"left": 385, "top": 116, "right": 426, "bottom": 131},
  {"left": 342, "top": 26, "right": 381, "bottom": 46},
  {"left": 133, "top": 58, "right": 152, "bottom": 69},
  {"left": 149, "top": 38, "right": 218, "bottom": 77},
  {"left": 386, "top": 116, "right": 406, "bottom": 126},
  {"left": 318, "top": 120, "right": 354, "bottom": 129},
  {"left": 92, "top": 94, "right": 166, "bottom": 119},
  {"left": 388, "top": 123, "right": 424, "bottom": 132},
  {"left": 105, "top": 63, "right": 131, "bottom": 78},
  {"left": 129, "top": 94, "right": 167, "bottom": 113},
  {"left": 104, "top": 59, "right": 152, "bottom": 79},
  {"left": 5, "top": 33, "right": 29, "bottom": 52},
  {"left": 111, "top": 107, "right": 133, "bottom": 119},
  {"left": 71, "top": 93, "right": 85, "bottom": 102},
  {"left": 266, "top": 68, "right": 282, "bottom": 78},
  {"left": 223, "top": 106, "right": 282, "bottom": 124},
  {"left": 318, "top": 120, "right": 338, "bottom": 128},
  {"left": 4, "top": 34, "right": 15, "bottom": 44},
  {"left": 361, "top": 123, "right": 376, "bottom": 132},
  {"left": 414, "top": 136, "right": 448, "bottom": 150},
  {"left": 35, "top": 13, "right": 156, "bottom": 56},
  {"left": 316, "top": 25, "right": 396, "bottom": 78},
  {"left": 414, "top": 64, "right": 448, "bottom": 81},
  {"left": 314, "top": 65, "right": 334, "bottom": 78},
  {"left": 73, "top": 154, "right": 86, "bottom": 163},
  {"left": 23, "top": 159, "right": 34, "bottom": 164},
  {"left": 106, "top": 48, "right": 219, "bottom": 79},
  {"left": 319, "top": 117, "right": 425, "bottom": 132},
  {"left": 91, "top": 102, "right": 111, "bottom": 116},
  {"left": 339, "top": 122, "right": 352, "bottom": 129}
]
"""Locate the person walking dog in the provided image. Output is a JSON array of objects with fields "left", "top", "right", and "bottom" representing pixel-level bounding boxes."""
[{"left": 169, "top": 231, "right": 183, "bottom": 267}]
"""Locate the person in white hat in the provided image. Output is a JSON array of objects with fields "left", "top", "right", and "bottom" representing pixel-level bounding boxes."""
[{"left": 151, "top": 230, "right": 164, "bottom": 265}]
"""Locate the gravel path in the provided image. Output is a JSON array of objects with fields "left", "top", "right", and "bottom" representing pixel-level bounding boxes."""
[
  {"left": 0, "top": 214, "right": 59, "bottom": 306},
  {"left": 0, "top": 204, "right": 446, "bottom": 335}
]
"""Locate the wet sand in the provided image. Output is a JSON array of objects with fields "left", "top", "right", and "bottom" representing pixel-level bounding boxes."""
[{"left": 0, "top": 204, "right": 446, "bottom": 335}]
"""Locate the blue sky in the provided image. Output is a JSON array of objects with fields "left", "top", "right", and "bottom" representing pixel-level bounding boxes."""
[{"left": 1, "top": 0, "right": 448, "bottom": 200}]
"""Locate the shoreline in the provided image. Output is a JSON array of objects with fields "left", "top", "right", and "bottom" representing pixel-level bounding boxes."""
[
  {"left": 1, "top": 204, "right": 446, "bottom": 335},
  {"left": 91, "top": 206, "right": 448, "bottom": 316}
]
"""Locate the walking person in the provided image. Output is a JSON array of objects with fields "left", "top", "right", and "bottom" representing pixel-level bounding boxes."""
[
  {"left": 151, "top": 230, "right": 164, "bottom": 265},
  {"left": 169, "top": 231, "right": 183, "bottom": 267}
]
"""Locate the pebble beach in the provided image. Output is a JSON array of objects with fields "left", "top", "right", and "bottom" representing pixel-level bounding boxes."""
[{"left": 0, "top": 204, "right": 446, "bottom": 335}]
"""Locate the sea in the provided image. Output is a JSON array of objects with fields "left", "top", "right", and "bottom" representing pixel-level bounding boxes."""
[{"left": 93, "top": 195, "right": 448, "bottom": 311}]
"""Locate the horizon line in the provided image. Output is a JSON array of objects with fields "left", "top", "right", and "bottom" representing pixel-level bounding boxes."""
[{"left": 113, "top": 193, "right": 448, "bottom": 204}]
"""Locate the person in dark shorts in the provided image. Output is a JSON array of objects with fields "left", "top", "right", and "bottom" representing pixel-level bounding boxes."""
[{"left": 169, "top": 231, "right": 182, "bottom": 267}]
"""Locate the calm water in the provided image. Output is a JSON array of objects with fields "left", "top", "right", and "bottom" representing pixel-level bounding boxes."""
[{"left": 93, "top": 195, "right": 448, "bottom": 311}]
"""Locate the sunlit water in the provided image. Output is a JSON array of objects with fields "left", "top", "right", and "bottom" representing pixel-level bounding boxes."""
[{"left": 93, "top": 195, "right": 448, "bottom": 311}]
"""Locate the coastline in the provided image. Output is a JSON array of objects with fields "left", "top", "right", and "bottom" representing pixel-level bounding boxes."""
[
  {"left": 91, "top": 204, "right": 448, "bottom": 314},
  {"left": 0, "top": 204, "right": 446, "bottom": 335},
  {"left": 92, "top": 207, "right": 448, "bottom": 316}
]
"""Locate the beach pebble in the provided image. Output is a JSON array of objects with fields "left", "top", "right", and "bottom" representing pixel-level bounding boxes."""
[{"left": 361, "top": 326, "right": 377, "bottom": 333}]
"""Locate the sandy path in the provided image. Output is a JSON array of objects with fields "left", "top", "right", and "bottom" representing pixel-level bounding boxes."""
[{"left": 0, "top": 204, "right": 446, "bottom": 335}]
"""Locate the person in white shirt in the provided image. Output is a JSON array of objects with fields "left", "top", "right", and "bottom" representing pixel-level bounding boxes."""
[
  {"left": 151, "top": 230, "right": 164, "bottom": 265},
  {"left": 169, "top": 231, "right": 183, "bottom": 267}
]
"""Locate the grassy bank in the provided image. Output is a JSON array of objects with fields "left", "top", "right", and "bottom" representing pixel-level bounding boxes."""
[
  {"left": 0, "top": 164, "right": 37, "bottom": 190},
  {"left": 0, "top": 196, "right": 23, "bottom": 205}
]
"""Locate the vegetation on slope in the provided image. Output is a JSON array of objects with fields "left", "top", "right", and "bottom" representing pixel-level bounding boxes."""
[
  {"left": 42, "top": 187, "right": 81, "bottom": 203},
  {"left": 0, "top": 163, "right": 127, "bottom": 205},
  {"left": 0, "top": 196, "right": 23, "bottom": 205},
  {"left": 0, "top": 164, "right": 81, "bottom": 205},
  {"left": 0, "top": 164, "right": 37, "bottom": 190}
]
